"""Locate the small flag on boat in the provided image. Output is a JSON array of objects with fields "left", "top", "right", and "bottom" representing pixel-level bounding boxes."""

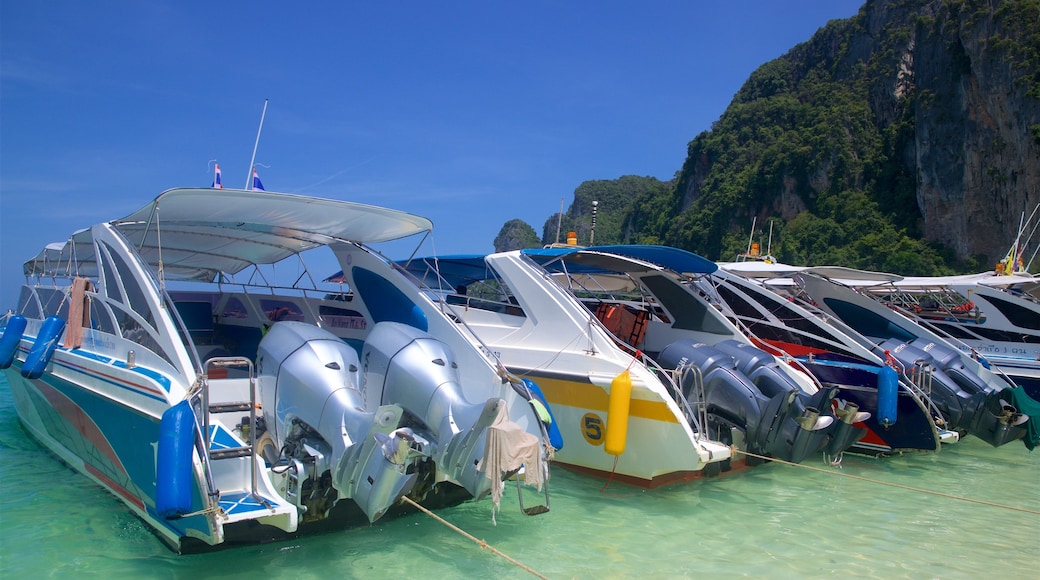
[
  {"left": 212, "top": 163, "right": 223, "bottom": 189},
  {"left": 252, "top": 168, "right": 265, "bottom": 191}
]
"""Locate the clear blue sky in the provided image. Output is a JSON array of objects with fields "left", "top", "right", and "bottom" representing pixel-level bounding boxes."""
[{"left": 1, "top": 1, "right": 864, "bottom": 309}]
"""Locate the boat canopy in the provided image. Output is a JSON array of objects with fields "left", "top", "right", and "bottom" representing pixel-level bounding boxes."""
[
  {"left": 887, "top": 272, "right": 1037, "bottom": 290},
  {"left": 524, "top": 245, "right": 718, "bottom": 276},
  {"left": 722, "top": 261, "right": 1037, "bottom": 292},
  {"left": 720, "top": 261, "right": 901, "bottom": 281},
  {"left": 23, "top": 188, "right": 433, "bottom": 282}
]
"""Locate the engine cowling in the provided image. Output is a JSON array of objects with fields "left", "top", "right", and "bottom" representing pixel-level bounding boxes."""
[
  {"left": 360, "top": 321, "right": 503, "bottom": 499},
  {"left": 257, "top": 321, "right": 416, "bottom": 522},
  {"left": 658, "top": 340, "right": 838, "bottom": 463}
]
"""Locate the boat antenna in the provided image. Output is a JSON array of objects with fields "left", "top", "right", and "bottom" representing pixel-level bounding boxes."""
[
  {"left": 245, "top": 99, "right": 269, "bottom": 190},
  {"left": 555, "top": 197, "right": 564, "bottom": 245},
  {"left": 766, "top": 219, "right": 774, "bottom": 257},
  {"left": 744, "top": 217, "right": 757, "bottom": 258},
  {"left": 1020, "top": 203, "right": 1040, "bottom": 272}
]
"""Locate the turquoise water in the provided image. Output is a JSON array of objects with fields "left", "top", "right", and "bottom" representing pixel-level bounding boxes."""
[{"left": 1, "top": 372, "right": 1037, "bottom": 579}]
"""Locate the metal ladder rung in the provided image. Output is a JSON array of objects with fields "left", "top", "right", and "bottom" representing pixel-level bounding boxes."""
[
  {"left": 202, "top": 356, "right": 259, "bottom": 498},
  {"left": 209, "top": 402, "right": 253, "bottom": 413},
  {"left": 210, "top": 447, "right": 254, "bottom": 460}
]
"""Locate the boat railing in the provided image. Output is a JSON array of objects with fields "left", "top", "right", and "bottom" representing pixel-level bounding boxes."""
[
  {"left": 200, "top": 356, "right": 259, "bottom": 500},
  {"left": 886, "top": 356, "right": 947, "bottom": 427},
  {"left": 908, "top": 360, "right": 933, "bottom": 396},
  {"left": 663, "top": 363, "right": 708, "bottom": 438}
]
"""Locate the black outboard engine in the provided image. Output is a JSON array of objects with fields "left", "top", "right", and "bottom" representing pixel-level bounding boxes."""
[
  {"left": 711, "top": 340, "right": 865, "bottom": 457},
  {"left": 879, "top": 338, "right": 1027, "bottom": 447},
  {"left": 913, "top": 338, "right": 1028, "bottom": 442},
  {"left": 658, "top": 339, "right": 837, "bottom": 464}
]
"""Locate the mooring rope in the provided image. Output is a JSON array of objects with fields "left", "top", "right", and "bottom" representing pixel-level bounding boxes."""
[
  {"left": 735, "top": 447, "right": 1040, "bottom": 515},
  {"left": 400, "top": 496, "right": 549, "bottom": 580}
]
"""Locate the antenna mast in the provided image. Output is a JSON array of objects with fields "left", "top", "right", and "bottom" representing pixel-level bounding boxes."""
[
  {"left": 766, "top": 219, "right": 774, "bottom": 256},
  {"left": 745, "top": 216, "right": 757, "bottom": 256},
  {"left": 555, "top": 197, "right": 564, "bottom": 244},
  {"left": 245, "top": 99, "right": 269, "bottom": 190}
]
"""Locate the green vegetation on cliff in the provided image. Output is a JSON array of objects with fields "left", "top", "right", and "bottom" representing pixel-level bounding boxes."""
[{"left": 498, "top": 0, "right": 1038, "bottom": 275}]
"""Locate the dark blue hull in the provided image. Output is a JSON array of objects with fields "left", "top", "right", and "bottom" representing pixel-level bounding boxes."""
[{"left": 798, "top": 358, "right": 940, "bottom": 454}]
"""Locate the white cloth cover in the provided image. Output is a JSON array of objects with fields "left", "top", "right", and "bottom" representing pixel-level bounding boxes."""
[{"left": 479, "top": 403, "right": 544, "bottom": 521}]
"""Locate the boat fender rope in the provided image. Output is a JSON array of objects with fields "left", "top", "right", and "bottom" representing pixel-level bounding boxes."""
[
  {"left": 400, "top": 496, "right": 549, "bottom": 580},
  {"left": 733, "top": 446, "right": 1040, "bottom": 515}
]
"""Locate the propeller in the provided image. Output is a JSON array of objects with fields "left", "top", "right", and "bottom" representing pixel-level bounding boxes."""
[
  {"left": 375, "top": 427, "right": 416, "bottom": 465},
  {"left": 795, "top": 406, "right": 835, "bottom": 431},
  {"left": 998, "top": 400, "right": 1029, "bottom": 426},
  {"left": 834, "top": 400, "right": 872, "bottom": 424}
]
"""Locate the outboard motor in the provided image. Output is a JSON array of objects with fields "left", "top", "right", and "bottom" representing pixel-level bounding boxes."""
[
  {"left": 879, "top": 338, "right": 1027, "bottom": 447},
  {"left": 911, "top": 338, "right": 996, "bottom": 394},
  {"left": 257, "top": 321, "right": 419, "bottom": 523},
  {"left": 711, "top": 340, "right": 865, "bottom": 457},
  {"left": 361, "top": 322, "right": 503, "bottom": 500},
  {"left": 658, "top": 340, "right": 835, "bottom": 464}
]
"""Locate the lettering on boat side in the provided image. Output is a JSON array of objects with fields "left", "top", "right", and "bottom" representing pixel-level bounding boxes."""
[
  {"left": 323, "top": 315, "right": 367, "bottom": 330},
  {"left": 977, "top": 344, "right": 1028, "bottom": 355}
]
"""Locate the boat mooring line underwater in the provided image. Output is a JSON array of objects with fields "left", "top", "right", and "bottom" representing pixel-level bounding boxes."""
[
  {"left": 400, "top": 496, "right": 550, "bottom": 580},
  {"left": 734, "top": 447, "right": 1040, "bottom": 515}
]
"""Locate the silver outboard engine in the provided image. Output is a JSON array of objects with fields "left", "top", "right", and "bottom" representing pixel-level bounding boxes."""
[
  {"left": 658, "top": 339, "right": 838, "bottom": 464},
  {"left": 257, "top": 321, "right": 419, "bottom": 522},
  {"left": 879, "top": 338, "right": 1027, "bottom": 447},
  {"left": 360, "top": 321, "right": 503, "bottom": 500}
]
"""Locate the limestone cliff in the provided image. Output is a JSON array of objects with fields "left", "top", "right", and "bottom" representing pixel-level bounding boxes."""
[{"left": 627, "top": 0, "right": 1040, "bottom": 271}]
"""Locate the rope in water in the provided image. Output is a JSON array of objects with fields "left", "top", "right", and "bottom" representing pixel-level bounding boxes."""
[
  {"left": 400, "top": 496, "right": 550, "bottom": 580},
  {"left": 734, "top": 447, "right": 1040, "bottom": 515}
]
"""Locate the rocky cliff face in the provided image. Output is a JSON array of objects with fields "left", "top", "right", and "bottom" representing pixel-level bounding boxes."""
[
  {"left": 907, "top": 0, "right": 1040, "bottom": 260},
  {"left": 668, "top": 0, "right": 1039, "bottom": 265}
]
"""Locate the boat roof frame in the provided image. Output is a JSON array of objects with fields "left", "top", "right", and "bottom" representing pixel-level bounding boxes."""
[{"left": 23, "top": 188, "right": 434, "bottom": 284}]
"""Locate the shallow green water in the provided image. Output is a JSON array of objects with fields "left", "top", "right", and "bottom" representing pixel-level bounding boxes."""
[{"left": 1, "top": 373, "right": 1037, "bottom": 579}]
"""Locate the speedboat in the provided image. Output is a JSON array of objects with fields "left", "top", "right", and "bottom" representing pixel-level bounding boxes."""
[
  {"left": 704, "top": 267, "right": 949, "bottom": 455},
  {"left": 386, "top": 249, "right": 732, "bottom": 486},
  {"left": 0, "top": 188, "right": 551, "bottom": 553},
  {"left": 790, "top": 271, "right": 1036, "bottom": 449},
  {"left": 395, "top": 245, "right": 861, "bottom": 482},
  {"left": 859, "top": 272, "right": 1040, "bottom": 401}
]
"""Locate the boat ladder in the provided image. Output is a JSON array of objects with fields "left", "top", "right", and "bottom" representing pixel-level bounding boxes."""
[
  {"left": 904, "top": 361, "right": 954, "bottom": 434},
  {"left": 909, "top": 361, "right": 934, "bottom": 395},
  {"left": 670, "top": 364, "right": 709, "bottom": 438},
  {"left": 201, "top": 356, "right": 261, "bottom": 502}
]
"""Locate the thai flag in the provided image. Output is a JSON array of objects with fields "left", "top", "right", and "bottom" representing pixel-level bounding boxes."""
[
  {"left": 252, "top": 168, "right": 265, "bottom": 191},
  {"left": 212, "top": 163, "right": 223, "bottom": 189}
]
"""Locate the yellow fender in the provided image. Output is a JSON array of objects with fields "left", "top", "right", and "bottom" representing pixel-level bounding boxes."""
[{"left": 605, "top": 370, "right": 632, "bottom": 456}]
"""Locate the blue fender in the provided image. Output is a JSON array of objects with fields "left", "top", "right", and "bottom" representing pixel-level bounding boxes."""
[
  {"left": 0, "top": 315, "right": 28, "bottom": 369},
  {"left": 21, "top": 316, "right": 65, "bottom": 379},
  {"left": 156, "top": 400, "right": 197, "bottom": 518},
  {"left": 877, "top": 365, "right": 899, "bottom": 427},
  {"left": 523, "top": 378, "right": 564, "bottom": 450}
]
